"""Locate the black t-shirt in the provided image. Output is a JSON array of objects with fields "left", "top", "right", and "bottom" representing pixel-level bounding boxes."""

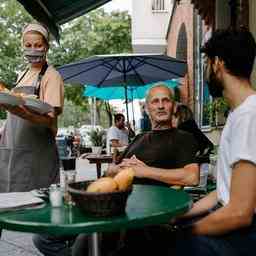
[
  {"left": 178, "top": 119, "right": 214, "bottom": 161},
  {"left": 119, "top": 128, "right": 199, "bottom": 186}
]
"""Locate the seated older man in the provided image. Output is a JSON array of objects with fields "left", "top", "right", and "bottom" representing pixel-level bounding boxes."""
[
  {"left": 69, "top": 85, "right": 201, "bottom": 256},
  {"left": 106, "top": 84, "right": 200, "bottom": 187}
]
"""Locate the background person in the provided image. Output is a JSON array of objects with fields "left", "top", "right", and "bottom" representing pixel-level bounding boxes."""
[
  {"left": 173, "top": 28, "right": 256, "bottom": 256},
  {"left": 139, "top": 101, "right": 151, "bottom": 132},
  {"left": 106, "top": 113, "right": 134, "bottom": 154},
  {"left": 172, "top": 104, "right": 214, "bottom": 160},
  {"left": 0, "top": 22, "right": 64, "bottom": 192},
  {"left": 66, "top": 132, "right": 74, "bottom": 155}
]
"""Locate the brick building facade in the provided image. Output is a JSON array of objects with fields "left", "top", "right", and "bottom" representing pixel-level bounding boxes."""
[
  {"left": 166, "top": 0, "right": 195, "bottom": 107},
  {"left": 166, "top": 0, "right": 255, "bottom": 129}
]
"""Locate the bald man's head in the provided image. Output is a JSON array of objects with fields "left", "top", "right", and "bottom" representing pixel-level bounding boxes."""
[
  {"left": 146, "top": 84, "right": 174, "bottom": 103},
  {"left": 145, "top": 84, "right": 175, "bottom": 129}
]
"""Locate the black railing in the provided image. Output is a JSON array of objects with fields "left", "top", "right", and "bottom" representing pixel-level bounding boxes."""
[{"left": 152, "top": 0, "right": 166, "bottom": 11}]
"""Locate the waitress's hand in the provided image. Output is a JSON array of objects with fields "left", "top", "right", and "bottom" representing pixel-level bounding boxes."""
[
  {"left": 0, "top": 103, "right": 16, "bottom": 111},
  {"left": 2, "top": 104, "right": 46, "bottom": 121},
  {"left": 1, "top": 103, "right": 56, "bottom": 133},
  {"left": 3, "top": 104, "right": 30, "bottom": 117}
]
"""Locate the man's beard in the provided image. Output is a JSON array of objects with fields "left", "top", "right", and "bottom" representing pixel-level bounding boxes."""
[
  {"left": 151, "top": 108, "right": 174, "bottom": 130},
  {"left": 152, "top": 121, "right": 171, "bottom": 130},
  {"left": 206, "top": 66, "right": 224, "bottom": 98}
]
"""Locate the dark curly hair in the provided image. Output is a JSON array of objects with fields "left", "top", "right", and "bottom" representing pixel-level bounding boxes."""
[
  {"left": 114, "top": 113, "right": 125, "bottom": 123},
  {"left": 174, "top": 104, "right": 193, "bottom": 127},
  {"left": 201, "top": 28, "right": 256, "bottom": 79}
]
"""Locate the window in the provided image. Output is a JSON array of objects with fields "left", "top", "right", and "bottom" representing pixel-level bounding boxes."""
[{"left": 152, "top": 0, "right": 166, "bottom": 12}]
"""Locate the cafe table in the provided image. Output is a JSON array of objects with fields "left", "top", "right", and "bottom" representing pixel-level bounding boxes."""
[
  {"left": 0, "top": 185, "right": 191, "bottom": 256},
  {"left": 85, "top": 154, "right": 113, "bottom": 178}
]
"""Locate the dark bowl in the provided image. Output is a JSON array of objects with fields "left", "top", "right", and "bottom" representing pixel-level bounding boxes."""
[{"left": 68, "top": 181, "right": 132, "bottom": 217}]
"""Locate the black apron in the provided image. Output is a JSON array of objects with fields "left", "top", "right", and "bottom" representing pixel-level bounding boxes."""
[{"left": 0, "top": 63, "right": 59, "bottom": 192}]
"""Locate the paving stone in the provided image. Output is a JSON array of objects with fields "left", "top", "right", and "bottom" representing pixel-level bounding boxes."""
[{"left": 1, "top": 231, "right": 42, "bottom": 255}]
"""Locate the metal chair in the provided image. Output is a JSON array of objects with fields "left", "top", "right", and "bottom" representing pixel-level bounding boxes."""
[
  {"left": 183, "top": 149, "right": 215, "bottom": 201},
  {"left": 184, "top": 162, "right": 209, "bottom": 201}
]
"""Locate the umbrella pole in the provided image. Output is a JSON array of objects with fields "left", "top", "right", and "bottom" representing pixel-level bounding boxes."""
[
  {"left": 123, "top": 60, "right": 130, "bottom": 124},
  {"left": 124, "top": 84, "right": 129, "bottom": 123},
  {"left": 131, "top": 88, "right": 135, "bottom": 129},
  {"left": 131, "top": 101, "right": 135, "bottom": 129}
]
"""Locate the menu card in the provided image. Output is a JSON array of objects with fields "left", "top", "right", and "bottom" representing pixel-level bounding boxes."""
[{"left": 0, "top": 192, "right": 44, "bottom": 212}]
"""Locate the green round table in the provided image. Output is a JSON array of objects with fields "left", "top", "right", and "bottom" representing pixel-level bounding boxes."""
[{"left": 0, "top": 185, "right": 191, "bottom": 256}]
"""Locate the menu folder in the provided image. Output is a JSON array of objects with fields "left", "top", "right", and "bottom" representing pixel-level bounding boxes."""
[{"left": 0, "top": 192, "right": 44, "bottom": 212}]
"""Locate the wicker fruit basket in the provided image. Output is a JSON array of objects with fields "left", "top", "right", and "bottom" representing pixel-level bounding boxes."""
[{"left": 68, "top": 181, "right": 132, "bottom": 217}]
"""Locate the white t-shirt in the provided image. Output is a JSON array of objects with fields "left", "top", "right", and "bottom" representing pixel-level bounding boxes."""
[
  {"left": 107, "top": 126, "right": 129, "bottom": 154},
  {"left": 217, "top": 95, "right": 256, "bottom": 206}
]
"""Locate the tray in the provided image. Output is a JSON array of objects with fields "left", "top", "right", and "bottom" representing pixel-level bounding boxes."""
[
  {"left": 24, "top": 98, "right": 53, "bottom": 114},
  {"left": 0, "top": 92, "right": 24, "bottom": 106}
]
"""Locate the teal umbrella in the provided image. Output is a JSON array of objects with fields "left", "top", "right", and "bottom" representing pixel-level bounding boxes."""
[
  {"left": 83, "top": 80, "right": 179, "bottom": 125},
  {"left": 83, "top": 80, "right": 179, "bottom": 100}
]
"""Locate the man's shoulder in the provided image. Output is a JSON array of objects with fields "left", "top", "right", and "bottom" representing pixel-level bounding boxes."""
[
  {"left": 134, "top": 129, "right": 191, "bottom": 140},
  {"left": 107, "top": 126, "right": 118, "bottom": 134},
  {"left": 108, "top": 126, "right": 117, "bottom": 131},
  {"left": 121, "top": 127, "right": 129, "bottom": 134},
  {"left": 134, "top": 129, "right": 194, "bottom": 138},
  {"left": 234, "top": 95, "right": 256, "bottom": 116},
  {"left": 110, "top": 126, "right": 122, "bottom": 131},
  {"left": 175, "top": 128, "right": 193, "bottom": 136},
  {"left": 107, "top": 126, "right": 128, "bottom": 138},
  {"left": 154, "top": 128, "right": 194, "bottom": 138},
  {"left": 129, "top": 131, "right": 148, "bottom": 142},
  {"left": 173, "top": 128, "right": 198, "bottom": 144}
]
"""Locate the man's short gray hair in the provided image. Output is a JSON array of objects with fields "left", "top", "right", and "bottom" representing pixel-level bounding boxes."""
[{"left": 145, "top": 83, "right": 174, "bottom": 103}]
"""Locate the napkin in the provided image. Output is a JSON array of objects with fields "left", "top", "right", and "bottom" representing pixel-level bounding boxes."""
[{"left": 0, "top": 192, "right": 44, "bottom": 212}]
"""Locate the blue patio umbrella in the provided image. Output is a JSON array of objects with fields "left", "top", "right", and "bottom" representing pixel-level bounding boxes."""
[{"left": 58, "top": 53, "right": 187, "bottom": 121}]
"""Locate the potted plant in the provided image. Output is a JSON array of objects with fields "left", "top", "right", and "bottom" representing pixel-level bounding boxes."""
[
  {"left": 205, "top": 98, "right": 229, "bottom": 128},
  {"left": 88, "top": 128, "right": 105, "bottom": 154}
]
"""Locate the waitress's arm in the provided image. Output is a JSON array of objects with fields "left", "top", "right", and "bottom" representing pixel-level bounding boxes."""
[{"left": 3, "top": 104, "right": 57, "bottom": 130}]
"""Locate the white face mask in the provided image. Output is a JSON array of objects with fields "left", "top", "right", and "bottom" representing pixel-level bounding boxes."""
[{"left": 23, "top": 48, "right": 46, "bottom": 63}]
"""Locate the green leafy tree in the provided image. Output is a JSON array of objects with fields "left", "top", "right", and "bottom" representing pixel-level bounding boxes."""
[
  {"left": 49, "top": 9, "right": 132, "bottom": 66},
  {"left": 49, "top": 9, "right": 131, "bottom": 127},
  {"left": 0, "top": 0, "right": 32, "bottom": 85},
  {"left": 0, "top": 1, "right": 131, "bottom": 124},
  {"left": 0, "top": 0, "right": 32, "bottom": 118},
  {"left": 48, "top": 9, "right": 131, "bottom": 127}
]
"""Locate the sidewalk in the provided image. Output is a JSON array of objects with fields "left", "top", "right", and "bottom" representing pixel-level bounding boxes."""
[
  {"left": 0, "top": 231, "right": 42, "bottom": 256},
  {"left": 0, "top": 158, "right": 108, "bottom": 256}
]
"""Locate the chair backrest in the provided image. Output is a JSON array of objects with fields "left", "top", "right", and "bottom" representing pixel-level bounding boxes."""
[
  {"left": 183, "top": 162, "right": 209, "bottom": 201},
  {"left": 56, "top": 137, "right": 70, "bottom": 159},
  {"left": 198, "top": 163, "right": 209, "bottom": 188}
]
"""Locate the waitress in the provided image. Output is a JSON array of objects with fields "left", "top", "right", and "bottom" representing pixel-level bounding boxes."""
[{"left": 0, "top": 23, "right": 64, "bottom": 192}]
